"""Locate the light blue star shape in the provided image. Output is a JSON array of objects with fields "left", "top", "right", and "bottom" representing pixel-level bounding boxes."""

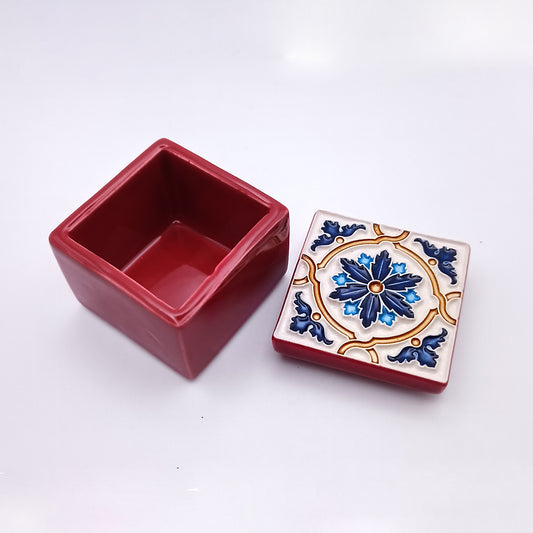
[
  {"left": 357, "top": 253, "right": 373, "bottom": 268},
  {"left": 378, "top": 309, "right": 396, "bottom": 326},
  {"left": 402, "top": 289, "right": 421, "bottom": 303},
  {"left": 391, "top": 262, "right": 406, "bottom": 274},
  {"left": 332, "top": 272, "right": 349, "bottom": 286},
  {"left": 343, "top": 302, "right": 360, "bottom": 316}
]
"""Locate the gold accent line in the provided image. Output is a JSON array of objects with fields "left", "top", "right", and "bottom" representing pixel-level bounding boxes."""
[
  {"left": 317, "top": 231, "right": 410, "bottom": 269},
  {"left": 301, "top": 255, "right": 355, "bottom": 339},
  {"left": 293, "top": 276, "right": 309, "bottom": 286},
  {"left": 373, "top": 224, "right": 384, "bottom": 236},
  {"left": 338, "top": 309, "right": 439, "bottom": 353},
  {"left": 368, "top": 348, "right": 379, "bottom": 364},
  {"left": 446, "top": 291, "right": 461, "bottom": 301},
  {"left": 393, "top": 243, "right": 456, "bottom": 325}
]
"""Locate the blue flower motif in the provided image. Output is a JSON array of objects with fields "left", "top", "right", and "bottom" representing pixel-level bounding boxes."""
[
  {"left": 344, "top": 302, "right": 360, "bottom": 316},
  {"left": 358, "top": 253, "right": 373, "bottom": 268},
  {"left": 332, "top": 272, "right": 349, "bottom": 286},
  {"left": 329, "top": 250, "right": 423, "bottom": 328},
  {"left": 391, "top": 262, "right": 406, "bottom": 274},
  {"left": 379, "top": 310, "right": 396, "bottom": 326},
  {"left": 402, "top": 289, "right": 420, "bottom": 303}
]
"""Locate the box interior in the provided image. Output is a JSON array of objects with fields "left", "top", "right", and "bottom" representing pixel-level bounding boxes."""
[{"left": 69, "top": 149, "right": 269, "bottom": 309}]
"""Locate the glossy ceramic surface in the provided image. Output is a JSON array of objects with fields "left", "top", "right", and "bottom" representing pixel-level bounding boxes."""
[
  {"left": 273, "top": 210, "right": 469, "bottom": 393},
  {"left": 50, "top": 139, "right": 289, "bottom": 378}
]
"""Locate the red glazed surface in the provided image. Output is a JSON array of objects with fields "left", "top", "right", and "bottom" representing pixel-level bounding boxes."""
[{"left": 50, "top": 139, "right": 289, "bottom": 378}]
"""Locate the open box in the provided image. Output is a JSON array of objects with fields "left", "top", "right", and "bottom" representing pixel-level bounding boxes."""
[{"left": 50, "top": 139, "right": 289, "bottom": 378}]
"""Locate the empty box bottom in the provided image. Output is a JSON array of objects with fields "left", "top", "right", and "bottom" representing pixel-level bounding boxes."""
[{"left": 123, "top": 221, "right": 230, "bottom": 309}]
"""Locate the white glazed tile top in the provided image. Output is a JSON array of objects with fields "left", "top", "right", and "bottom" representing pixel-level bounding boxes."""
[{"left": 274, "top": 211, "right": 470, "bottom": 385}]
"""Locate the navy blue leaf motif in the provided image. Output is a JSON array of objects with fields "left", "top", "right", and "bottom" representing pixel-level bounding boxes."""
[
  {"left": 387, "top": 329, "right": 448, "bottom": 367},
  {"left": 340, "top": 258, "right": 372, "bottom": 284},
  {"left": 329, "top": 283, "right": 368, "bottom": 302},
  {"left": 380, "top": 290, "right": 414, "bottom": 318},
  {"left": 359, "top": 293, "right": 381, "bottom": 327},
  {"left": 383, "top": 273, "right": 422, "bottom": 292},
  {"left": 310, "top": 220, "right": 366, "bottom": 251},
  {"left": 293, "top": 291, "right": 312, "bottom": 316},
  {"left": 371, "top": 250, "right": 392, "bottom": 281},
  {"left": 290, "top": 292, "right": 333, "bottom": 345},
  {"left": 414, "top": 238, "right": 458, "bottom": 284}
]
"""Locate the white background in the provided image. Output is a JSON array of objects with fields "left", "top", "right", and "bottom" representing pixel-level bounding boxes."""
[{"left": 1, "top": 1, "right": 532, "bottom": 531}]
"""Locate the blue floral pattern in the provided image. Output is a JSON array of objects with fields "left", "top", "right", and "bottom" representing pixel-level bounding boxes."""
[
  {"left": 357, "top": 253, "right": 373, "bottom": 268},
  {"left": 278, "top": 212, "right": 469, "bottom": 384},
  {"left": 290, "top": 292, "right": 333, "bottom": 345},
  {"left": 311, "top": 220, "right": 365, "bottom": 251},
  {"left": 391, "top": 262, "right": 406, "bottom": 274},
  {"left": 414, "top": 238, "right": 458, "bottom": 284},
  {"left": 403, "top": 289, "right": 420, "bottom": 303},
  {"left": 332, "top": 272, "right": 349, "bottom": 286},
  {"left": 329, "top": 250, "right": 422, "bottom": 328},
  {"left": 388, "top": 329, "right": 448, "bottom": 367},
  {"left": 344, "top": 302, "right": 359, "bottom": 315},
  {"left": 378, "top": 309, "right": 396, "bottom": 326}
]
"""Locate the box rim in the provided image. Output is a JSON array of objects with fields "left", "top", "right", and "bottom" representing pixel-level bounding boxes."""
[{"left": 49, "top": 138, "right": 288, "bottom": 326}]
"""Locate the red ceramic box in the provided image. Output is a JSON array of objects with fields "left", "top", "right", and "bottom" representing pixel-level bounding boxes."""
[
  {"left": 50, "top": 139, "right": 289, "bottom": 378},
  {"left": 272, "top": 211, "right": 469, "bottom": 393}
]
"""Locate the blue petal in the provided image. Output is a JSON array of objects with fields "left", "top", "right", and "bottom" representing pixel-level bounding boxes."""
[
  {"left": 330, "top": 283, "right": 368, "bottom": 302},
  {"left": 332, "top": 272, "right": 349, "bottom": 286},
  {"left": 402, "top": 289, "right": 421, "bottom": 303},
  {"left": 340, "top": 258, "right": 372, "bottom": 284},
  {"left": 380, "top": 290, "right": 414, "bottom": 318},
  {"left": 378, "top": 310, "right": 396, "bottom": 326},
  {"left": 357, "top": 253, "right": 373, "bottom": 268},
  {"left": 391, "top": 262, "right": 406, "bottom": 274},
  {"left": 359, "top": 293, "right": 381, "bottom": 327},
  {"left": 371, "top": 250, "right": 392, "bottom": 281},
  {"left": 344, "top": 302, "right": 360, "bottom": 316},
  {"left": 383, "top": 273, "right": 422, "bottom": 291}
]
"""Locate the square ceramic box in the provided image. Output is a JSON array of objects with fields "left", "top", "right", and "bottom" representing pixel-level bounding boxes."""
[
  {"left": 50, "top": 139, "right": 289, "bottom": 378},
  {"left": 272, "top": 211, "right": 469, "bottom": 393}
]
